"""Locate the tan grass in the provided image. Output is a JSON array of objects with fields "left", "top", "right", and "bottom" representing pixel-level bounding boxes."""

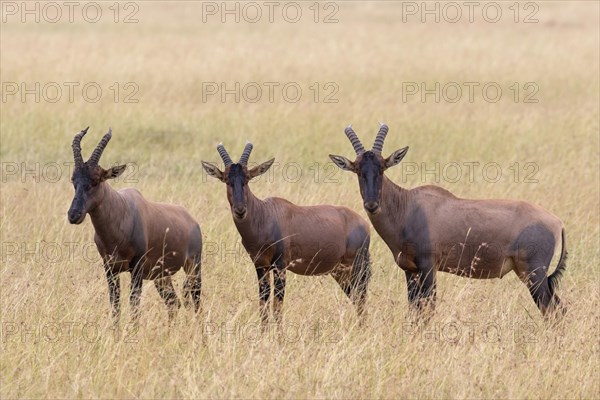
[{"left": 1, "top": 2, "right": 599, "bottom": 399}]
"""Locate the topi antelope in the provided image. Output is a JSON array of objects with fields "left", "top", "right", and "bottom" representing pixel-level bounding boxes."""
[
  {"left": 202, "top": 141, "right": 372, "bottom": 328},
  {"left": 68, "top": 127, "right": 202, "bottom": 324},
  {"left": 330, "top": 124, "right": 567, "bottom": 316}
]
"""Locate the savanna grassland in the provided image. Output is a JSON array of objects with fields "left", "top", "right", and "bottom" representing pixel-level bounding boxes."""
[{"left": 1, "top": 1, "right": 599, "bottom": 398}]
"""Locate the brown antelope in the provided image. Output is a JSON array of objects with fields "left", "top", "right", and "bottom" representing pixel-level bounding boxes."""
[
  {"left": 330, "top": 124, "right": 567, "bottom": 316},
  {"left": 67, "top": 127, "right": 202, "bottom": 324},
  {"left": 201, "top": 142, "right": 371, "bottom": 328}
]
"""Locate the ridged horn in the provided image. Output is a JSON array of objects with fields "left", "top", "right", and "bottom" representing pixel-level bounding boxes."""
[
  {"left": 239, "top": 141, "right": 253, "bottom": 165},
  {"left": 72, "top": 126, "right": 89, "bottom": 167},
  {"left": 88, "top": 128, "right": 112, "bottom": 166},
  {"left": 217, "top": 143, "right": 233, "bottom": 167},
  {"left": 372, "top": 123, "right": 389, "bottom": 154},
  {"left": 344, "top": 124, "right": 365, "bottom": 155}
]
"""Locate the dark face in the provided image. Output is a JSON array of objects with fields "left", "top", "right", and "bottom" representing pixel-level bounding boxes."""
[
  {"left": 225, "top": 164, "right": 249, "bottom": 220},
  {"left": 357, "top": 151, "right": 385, "bottom": 214},
  {"left": 67, "top": 165, "right": 103, "bottom": 224},
  {"left": 202, "top": 155, "right": 275, "bottom": 221},
  {"left": 330, "top": 130, "right": 409, "bottom": 216}
]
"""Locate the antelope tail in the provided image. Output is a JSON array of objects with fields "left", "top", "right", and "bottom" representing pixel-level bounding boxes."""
[{"left": 548, "top": 228, "right": 567, "bottom": 296}]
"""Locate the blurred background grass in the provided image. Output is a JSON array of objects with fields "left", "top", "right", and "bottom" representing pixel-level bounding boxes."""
[{"left": 1, "top": 1, "right": 598, "bottom": 398}]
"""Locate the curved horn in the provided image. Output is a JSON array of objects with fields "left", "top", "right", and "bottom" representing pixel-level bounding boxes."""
[
  {"left": 372, "top": 123, "right": 389, "bottom": 154},
  {"left": 239, "top": 141, "right": 253, "bottom": 165},
  {"left": 344, "top": 124, "right": 365, "bottom": 155},
  {"left": 72, "top": 126, "right": 89, "bottom": 167},
  {"left": 88, "top": 128, "right": 112, "bottom": 166},
  {"left": 217, "top": 143, "right": 233, "bottom": 167}
]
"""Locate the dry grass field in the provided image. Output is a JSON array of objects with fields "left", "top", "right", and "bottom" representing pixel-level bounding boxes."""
[{"left": 1, "top": 1, "right": 599, "bottom": 398}]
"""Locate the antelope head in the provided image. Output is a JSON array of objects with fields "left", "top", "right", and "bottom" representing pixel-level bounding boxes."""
[
  {"left": 202, "top": 141, "right": 274, "bottom": 220},
  {"left": 329, "top": 124, "right": 408, "bottom": 214},
  {"left": 67, "top": 127, "right": 127, "bottom": 224}
]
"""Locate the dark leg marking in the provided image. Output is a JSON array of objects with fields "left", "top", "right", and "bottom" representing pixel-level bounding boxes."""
[
  {"left": 417, "top": 265, "right": 437, "bottom": 311},
  {"left": 410, "top": 257, "right": 437, "bottom": 321},
  {"left": 512, "top": 223, "right": 557, "bottom": 315},
  {"left": 332, "top": 270, "right": 353, "bottom": 298},
  {"left": 154, "top": 276, "right": 181, "bottom": 324},
  {"left": 405, "top": 271, "right": 419, "bottom": 307},
  {"left": 255, "top": 266, "right": 271, "bottom": 329},
  {"left": 105, "top": 267, "right": 121, "bottom": 323},
  {"left": 272, "top": 255, "right": 287, "bottom": 325},
  {"left": 350, "top": 247, "right": 372, "bottom": 320},
  {"left": 343, "top": 227, "right": 371, "bottom": 321},
  {"left": 129, "top": 256, "right": 144, "bottom": 322},
  {"left": 183, "top": 254, "right": 202, "bottom": 313},
  {"left": 399, "top": 205, "right": 435, "bottom": 316}
]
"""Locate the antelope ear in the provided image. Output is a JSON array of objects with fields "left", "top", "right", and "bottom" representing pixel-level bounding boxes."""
[
  {"left": 329, "top": 155, "right": 354, "bottom": 171},
  {"left": 103, "top": 164, "right": 127, "bottom": 180},
  {"left": 384, "top": 147, "right": 409, "bottom": 169},
  {"left": 248, "top": 158, "right": 275, "bottom": 180},
  {"left": 202, "top": 161, "right": 224, "bottom": 181}
]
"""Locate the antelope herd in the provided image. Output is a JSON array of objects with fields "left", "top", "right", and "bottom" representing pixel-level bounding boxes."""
[{"left": 67, "top": 124, "right": 567, "bottom": 327}]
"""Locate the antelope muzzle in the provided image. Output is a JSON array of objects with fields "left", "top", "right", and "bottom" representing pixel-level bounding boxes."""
[
  {"left": 232, "top": 204, "right": 247, "bottom": 219},
  {"left": 68, "top": 193, "right": 86, "bottom": 224},
  {"left": 363, "top": 200, "right": 380, "bottom": 214}
]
